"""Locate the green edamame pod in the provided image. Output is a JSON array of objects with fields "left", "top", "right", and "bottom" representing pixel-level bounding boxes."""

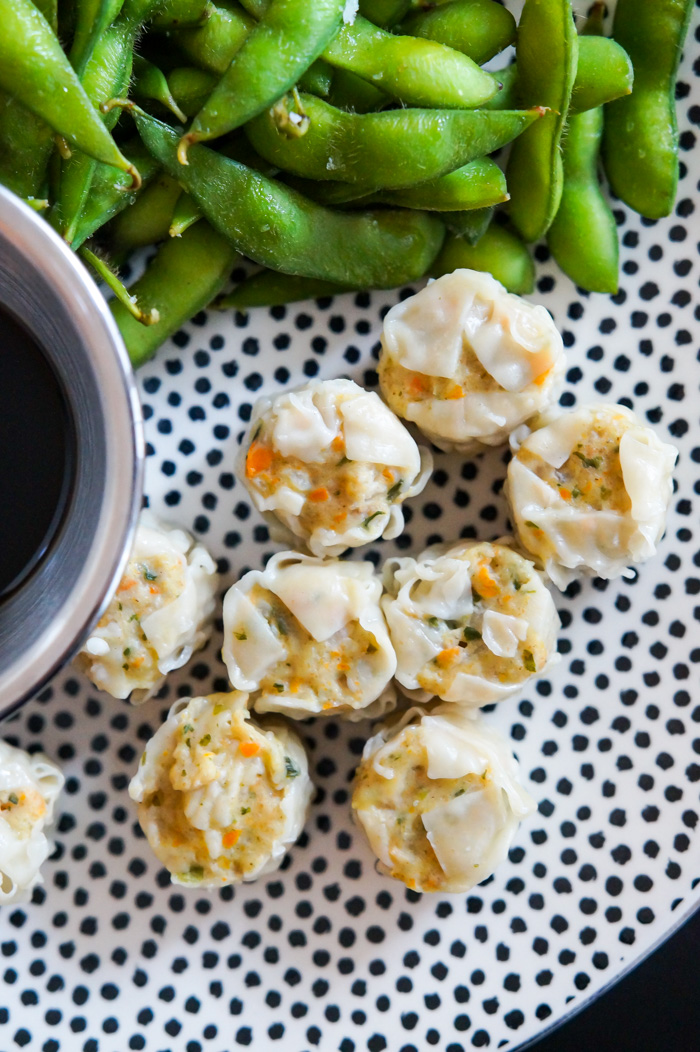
[
  {"left": 70, "top": 142, "right": 161, "bottom": 249},
  {"left": 132, "top": 109, "right": 445, "bottom": 287},
  {"left": 431, "top": 224, "right": 535, "bottom": 295},
  {"left": 285, "top": 158, "right": 508, "bottom": 211},
  {"left": 179, "top": 0, "right": 345, "bottom": 157},
  {"left": 237, "top": 0, "right": 266, "bottom": 14},
  {"left": 358, "top": 0, "right": 411, "bottom": 28},
  {"left": 486, "top": 38, "right": 632, "bottom": 116},
  {"left": 570, "top": 37, "right": 633, "bottom": 115},
  {"left": 216, "top": 271, "right": 346, "bottom": 309},
  {"left": 167, "top": 67, "right": 218, "bottom": 116},
  {"left": 170, "top": 1, "right": 255, "bottom": 74},
  {"left": 151, "top": 0, "right": 215, "bottom": 28},
  {"left": 69, "top": 0, "right": 124, "bottom": 76},
  {"left": 506, "top": 0, "right": 578, "bottom": 242},
  {"left": 547, "top": 106, "right": 618, "bottom": 293},
  {"left": 298, "top": 59, "right": 334, "bottom": 98},
  {"left": 400, "top": 0, "right": 516, "bottom": 67},
  {"left": 322, "top": 16, "right": 499, "bottom": 109},
  {"left": 109, "top": 173, "right": 183, "bottom": 252},
  {"left": 112, "top": 222, "right": 240, "bottom": 368},
  {"left": 442, "top": 205, "right": 494, "bottom": 245},
  {"left": 56, "top": 6, "right": 157, "bottom": 241},
  {"left": 170, "top": 192, "right": 203, "bottom": 237},
  {"left": 246, "top": 93, "right": 543, "bottom": 191},
  {"left": 603, "top": 0, "right": 693, "bottom": 219},
  {"left": 0, "top": 94, "right": 54, "bottom": 199},
  {"left": 327, "top": 68, "right": 388, "bottom": 112},
  {"left": 0, "top": 0, "right": 138, "bottom": 182},
  {"left": 133, "top": 56, "right": 188, "bottom": 121}
]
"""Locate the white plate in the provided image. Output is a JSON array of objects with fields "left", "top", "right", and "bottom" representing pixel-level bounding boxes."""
[{"left": 2, "top": 9, "right": 700, "bottom": 1052}]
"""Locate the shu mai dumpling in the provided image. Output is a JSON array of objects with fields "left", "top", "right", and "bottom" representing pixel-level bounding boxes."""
[
  {"left": 129, "top": 691, "right": 313, "bottom": 887},
  {"left": 0, "top": 739, "right": 64, "bottom": 903},
  {"left": 381, "top": 540, "right": 559, "bottom": 706},
  {"left": 239, "top": 378, "right": 432, "bottom": 557},
  {"left": 378, "top": 268, "right": 565, "bottom": 454},
  {"left": 75, "top": 510, "right": 219, "bottom": 703},
  {"left": 352, "top": 705, "right": 535, "bottom": 893},
  {"left": 506, "top": 403, "right": 678, "bottom": 589},
  {"left": 222, "top": 551, "right": 396, "bottom": 720}
]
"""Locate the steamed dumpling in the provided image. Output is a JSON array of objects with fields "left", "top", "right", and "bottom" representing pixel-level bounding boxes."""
[
  {"left": 222, "top": 551, "right": 396, "bottom": 720},
  {"left": 378, "top": 268, "right": 565, "bottom": 453},
  {"left": 0, "top": 740, "right": 64, "bottom": 903},
  {"left": 352, "top": 705, "right": 535, "bottom": 893},
  {"left": 382, "top": 540, "right": 559, "bottom": 706},
  {"left": 129, "top": 691, "right": 313, "bottom": 887},
  {"left": 506, "top": 403, "right": 678, "bottom": 589},
  {"left": 239, "top": 378, "right": 432, "bottom": 557},
  {"left": 75, "top": 510, "right": 219, "bottom": 702}
]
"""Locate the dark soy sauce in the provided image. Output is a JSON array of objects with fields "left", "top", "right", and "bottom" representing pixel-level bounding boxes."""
[{"left": 0, "top": 308, "right": 74, "bottom": 599}]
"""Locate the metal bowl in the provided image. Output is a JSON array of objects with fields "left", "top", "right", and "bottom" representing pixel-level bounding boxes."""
[{"left": 0, "top": 186, "right": 143, "bottom": 718}]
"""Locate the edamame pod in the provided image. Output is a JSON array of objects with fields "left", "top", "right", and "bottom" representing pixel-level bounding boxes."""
[
  {"left": 133, "top": 56, "right": 188, "bottom": 121},
  {"left": 246, "top": 93, "right": 543, "bottom": 191},
  {"left": 70, "top": 141, "right": 161, "bottom": 249},
  {"left": 69, "top": 0, "right": 124, "bottom": 76},
  {"left": 179, "top": 0, "right": 345, "bottom": 158},
  {"left": 298, "top": 59, "right": 334, "bottom": 98},
  {"left": 132, "top": 109, "right": 445, "bottom": 287},
  {"left": 358, "top": 0, "right": 411, "bottom": 28},
  {"left": 603, "top": 0, "right": 693, "bottom": 219},
  {"left": 284, "top": 158, "right": 508, "bottom": 211},
  {"left": 0, "top": 96, "right": 54, "bottom": 199},
  {"left": 400, "top": 0, "right": 516, "bottom": 67},
  {"left": 167, "top": 67, "right": 218, "bottom": 116},
  {"left": 327, "top": 68, "right": 388, "bottom": 112},
  {"left": 170, "top": 192, "right": 203, "bottom": 236},
  {"left": 216, "top": 271, "right": 346, "bottom": 309},
  {"left": 442, "top": 205, "right": 494, "bottom": 244},
  {"left": 322, "top": 16, "right": 499, "bottom": 109},
  {"left": 506, "top": 0, "right": 578, "bottom": 242},
  {"left": 486, "top": 38, "right": 632, "bottom": 117},
  {"left": 0, "top": 0, "right": 138, "bottom": 182},
  {"left": 109, "top": 173, "right": 183, "bottom": 252},
  {"left": 431, "top": 224, "right": 535, "bottom": 295},
  {"left": 151, "top": 0, "right": 215, "bottom": 28},
  {"left": 547, "top": 106, "right": 618, "bottom": 293},
  {"left": 170, "top": 1, "right": 255, "bottom": 74},
  {"left": 112, "top": 222, "right": 240, "bottom": 368}
]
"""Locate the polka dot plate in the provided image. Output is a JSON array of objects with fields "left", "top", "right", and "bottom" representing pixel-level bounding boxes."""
[{"left": 2, "top": 6, "right": 700, "bottom": 1050}]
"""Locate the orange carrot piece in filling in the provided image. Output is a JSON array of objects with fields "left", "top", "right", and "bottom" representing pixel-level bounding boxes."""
[
  {"left": 473, "top": 565, "right": 499, "bottom": 599},
  {"left": 409, "top": 375, "right": 426, "bottom": 395},
  {"left": 222, "top": 828, "right": 241, "bottom": 849},
  {"left": 445, "top": 384, "right": 464, "bottom": 400},
  {"left": 239, "top": 741, "right": 260, "bottom": 758},
  {"left": 246, "top": 443, "right": 273, "bottom": 477},
  {"left": 436, "top": 647, "right": 460, "bottom": 668},
  {"left": 331, "top": 435, "right": 344, "bottom": 452},
  {"left": 559, "top": 488, "right": 572, "bottom": 501},
  {"left": 308, "top": 487, "right": 329, "bottom": 502}
]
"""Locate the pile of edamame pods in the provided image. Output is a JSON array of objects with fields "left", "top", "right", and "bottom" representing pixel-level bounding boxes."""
[{"left": 0, "top": 0, "right": 693, "bottom": 367}]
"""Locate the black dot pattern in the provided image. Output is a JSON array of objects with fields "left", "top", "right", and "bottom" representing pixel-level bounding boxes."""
[{"left": 2, "top": 13, "right": 700, "bottom": 1050}]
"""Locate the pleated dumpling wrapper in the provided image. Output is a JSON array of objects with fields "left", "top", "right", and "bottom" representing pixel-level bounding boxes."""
[
  {"left": 129, "top": 691, "right": 313, "bottom": 887},
  {"left": 0, "top": 740, "right": 64, "bottom": 904},
  {"left": 378, "top": 268, "right": 565, "bottom": 454},
  {"left": 382, "top": 540, "right": 559, "bottom": 706},
  {"left": 222, "top": 551, "right": 397, "bottom": 720},
  {"left": 352, "top": 705, "right": 535, "bottom": 893},
  {"left": 506, "top": 403, "right": 679, "bottom": 589},
  {"left": 75, "top": 510, "right": 219, "bottom": 703},
  {"left": 239, "top": 378, "right": 432, "bottom": 557}
]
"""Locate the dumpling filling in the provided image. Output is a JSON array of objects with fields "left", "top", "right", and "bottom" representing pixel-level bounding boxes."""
[
  {"left": 239, "top": 378, "right": 432, "bottom": 556},
  {"left": 0, "top": 740, "right": 64, "bottom": 903},
  {"left": 222, "top": 551, "right": 396, "bottom": 720},
  {"left": 506, "top": 403, "right": 678, "bottom": 588},
  {"left": 129, "top": 691, "right": 313, "bottom": 887},
  {"left": 382, "top": 540, "right": 559, "bottom": 706},
  {"left": 378, "top": 268, "right": 565, "bottom": 453},
  {"left": 352, "top": 706, "right": 534, "bottom": 893},
  {"left": 75, "top": 510, "right": 219, "bottom": 702}
]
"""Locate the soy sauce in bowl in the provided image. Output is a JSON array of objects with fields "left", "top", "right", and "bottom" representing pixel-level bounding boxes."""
[{"left": 0, "top": 307, "right": 74, "bottom": 599}]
